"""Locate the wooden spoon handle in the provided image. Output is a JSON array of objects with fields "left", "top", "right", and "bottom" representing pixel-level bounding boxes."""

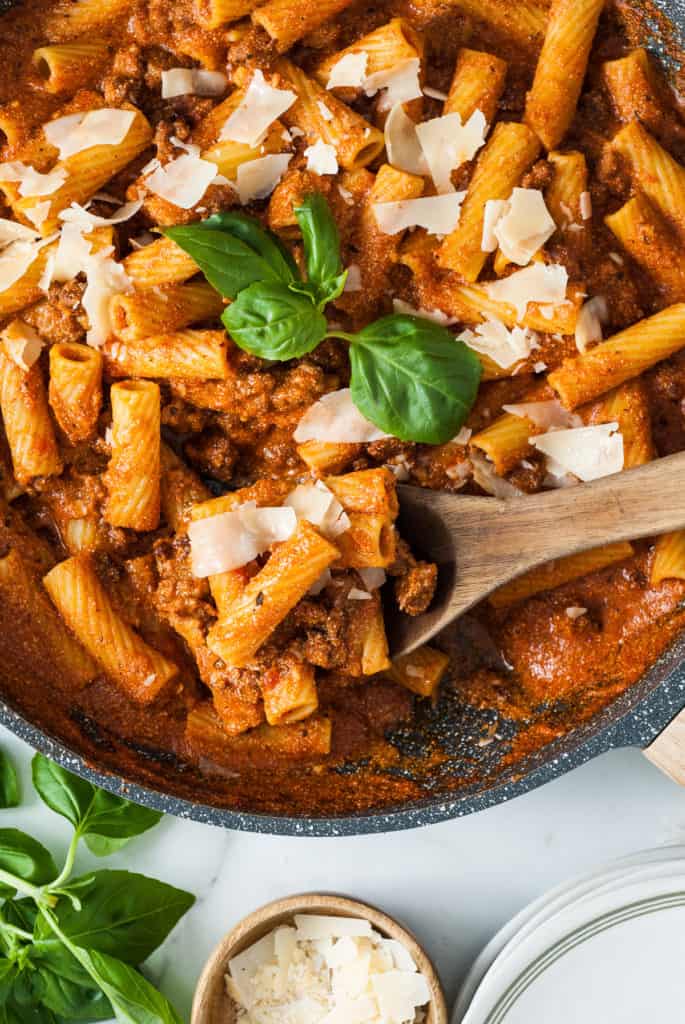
[{"left": 644, "top": 709, "right": 685, "bottom": 787}]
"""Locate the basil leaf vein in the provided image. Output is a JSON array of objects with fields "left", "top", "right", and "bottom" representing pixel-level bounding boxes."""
[{"left": 223, "top": 282, "right": 327, "bottom": 359}]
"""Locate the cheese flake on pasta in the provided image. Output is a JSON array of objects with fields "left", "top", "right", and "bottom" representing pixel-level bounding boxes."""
[
  {"left": 416, "top": 109, "right": 487, "bottom": 194},
  {"left": 145, "top": 153, "right": 219, "bottom": 209},
  {"left": 60, "top": 199, "right": 143, "bottom": 228},
  {"left": 188, "top": 501, "right": 297, "bottom": 577},
  {"left": 161, "top": 68, "right": 228, "bottom": 98},
  {"left": 236, "top": 153, "right": 292, "bottom": 204},
  {"left": 219, "top": 69, "right": 296, "bottom": 146},
  {"left": 502, "top": 399, "right": 582, "bottom": 430},
  {"left": 1, "top": 321, "right": 43, "bottom": 371},
  {"left": 364, "top": 58, "right": 422, "bottom": 112},
  {"left": 82, "top": 249, "right": 133, "bottom": 347},
  {"left": 326, "top": 51, "right": 368, "bottom": 89},
  {"left": 51, "top": 223, "right": 93, "bottom": 283},
  {"left": 0, "top": 240, "right": 41, "bottom": 294},
  {"left": 481, "top": 198, "right": 508, "bottom": 252},
  {"left": 0, "top": 219, "right": 39, "bottom": 247},
  {"left": 295, "top": 389, "right": 391, "bottom": 443},
  {"left": 486, "top": 263, "right": 569, "bottom": 320},
  {"left": 392, "top": 298, "right": 457, "bottom": 325},
  {"left": 373, "top": 192, "right": 465, "bottom": 236},
  {"left": 0, "top": 161, "right": 68, "bottom": 197},
  {"left": 44, "top": 109, "right": 135, "bottom": 159},
  {"left": 384, "top": 103, "right": 427, "bottom": 176},
  {"left": 285, "top": 481, "right": 351, "bottom": 538},
  {"left": 304, "top": 140, "right": 338, "bottom": 176},
  {"left": 461, "top": 319, "right": 538, "bottom": 368},
  {"left": 531, "top": 423, "right": 624, "bottom": 481},
  {"left": 490, "top": 188, "right": 556, "bottom": 266},
  {"left": 575, "top": 295, "right": 608, "bottom": 353}
]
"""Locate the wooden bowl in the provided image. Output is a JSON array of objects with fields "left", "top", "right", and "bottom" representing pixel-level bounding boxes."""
[{"left": 191, "top": 892, "right": 448, "bottom": 1024}]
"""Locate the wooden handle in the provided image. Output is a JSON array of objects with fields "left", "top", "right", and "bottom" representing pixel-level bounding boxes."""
[{"left": 644, "top": 708, "right": 685, "bottom": 786}]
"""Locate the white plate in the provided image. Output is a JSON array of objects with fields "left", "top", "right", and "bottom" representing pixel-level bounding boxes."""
[
  {"left": 461, "top": 869, "right": 685, "bottom": 1023},
  {"left": 452, "top": 846, "right": 685, "bottom": 1024}
]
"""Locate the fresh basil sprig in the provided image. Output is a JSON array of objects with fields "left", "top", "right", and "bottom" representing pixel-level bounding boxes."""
[
  {"left": 0, "top": 753, "right": 193, "bottom": 1024},
  {"left": 163, "top": 193, "right": 482, "bottom": 443},
  {"left": 0, "top": 752, "right": 18, "bottom": 810}
]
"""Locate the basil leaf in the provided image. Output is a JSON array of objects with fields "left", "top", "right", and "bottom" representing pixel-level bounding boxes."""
[
  {"left": 35, "top": 965, "right": 112, "bottom": 1021},
  {"left": 0, "top": 754, "right": 18, "bottom": 810},
  {"left": 294, "top": 194, "right": 344, "bottom": 305},
  {"left": 52, "top": 870, "right": 194, "bottom": 963},
  {"left": 201, "top": 211, "right": 298, "bottom": 283},
  {"left": 31, "top": 757, "right": 93, "bottom": 830},
  {"left": 223, "top": 282, "right": 327, "bottom": 360},
  {"left": 0, "top": 831, "right": 56, "bottom": 888},
  {"left": 78, "top": 949, "right": 183, "bottom": 1024},
  {"left": 83, "top": 834, "right": 131, "bottom": 858},
  {"left": 1, "top": 1001, "right": 55, "bottom": 1024},
  {"left": 0, "top": 961, "right": 17, "bottom": 1006},
  {"left": 30, "top": 939, "right": 95, "bottom": 989},
  {"left": 32, "top": 756, "right": 162, "bottom": 848},
  {"left": 164, "top": 212, "right": 297, "bottom": 300},
  {"left": 3, "top": 899, "right": 37, "bottom": 935},
  {"left": 349, "top": 315, "right": 482, "bottom": 444}
]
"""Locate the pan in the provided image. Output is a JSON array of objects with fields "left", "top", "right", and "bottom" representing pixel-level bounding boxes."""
[{"left": 0, "top": 0, "right": 684, "bottom": 836}]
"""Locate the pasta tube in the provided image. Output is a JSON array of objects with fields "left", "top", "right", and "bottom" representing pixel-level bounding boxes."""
[{"left": 104, "top": 380, "right": 160, "bottom": 531}]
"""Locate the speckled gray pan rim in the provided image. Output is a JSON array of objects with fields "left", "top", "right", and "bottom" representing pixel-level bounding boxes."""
[{"left": 0, "top": 0, "right": 685, "bottom": 835}]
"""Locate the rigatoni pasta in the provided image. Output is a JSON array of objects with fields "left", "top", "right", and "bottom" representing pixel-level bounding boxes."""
[
  {"left": 49, "top": 342, "right": 103, "bottom": 443},
  {"left": 104, "top": 380, "right": 160, "bottom": 531}
]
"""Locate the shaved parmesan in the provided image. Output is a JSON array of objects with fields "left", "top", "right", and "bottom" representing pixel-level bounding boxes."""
[
  {"left": 161, "top": 67, "right": 227, "bottom": 98},
  {"left": 188, "top": 501, "right": 297, "bottom": 577},
  {"left": 236, "top": 153, "right": 291, "bottom": 204},
  {"left": 294, "top": 388, "right": 390, "bottom": 443},
  {"left": 344, "top": 264, "right": 362, "bottom": 291},
  {"left": 461, "top": 319, "right": 538, "bottom": 369},
  {"left": 364, "top": 58, "right": 422, "bottom": 112},
  {"left": 285, "top": 481, "right": 350, "bottom": 537},
  {"left": 384, "top": 104, "right": 427, "bottom": 176},
  {"left": 453, "top": 426, "right": 472, "bottom": 445},
  {"left": 566, "top": 605, "right": 587, "bottom": 619},
  {"left": 317, "top": 100, "right": 334, "bottom": 121},
  {"left": 60, "top": 199, "right": 143, "bottom": 228},
  {"left": 219, "top": 70, "right": 295, "bottom": 146},
  {"left": 486, "top": 263, "right": 568, "bottom": 320},
  {"left": 471, "top": 453, "right": 523, "bottom": 499},
  {"left": 304, "top": 140, "right": 338, "bottom": 175},
  {"left": 0, "top": 219, "right": 39, "bottom": 247},
  {"left": 169, "top": 135, "right": 201, "bottom": 157},
  {"left": 575, "top": 295, "right": 608, "bottom": 353},
  {"left": 82, "top": 250, "right": 132, "bottom": 346},
  {"left": 327, "top": 51, "right": 369, "bottom": 90},
  {"left": 481, "top": 198, "right": 508, "bottom": 252},
  {"left": 491, "top": 188, "right": 556, "bottom": 266},
  {"left": 308, "top": 567, "right": 332, "bottom": 595},
  {"left": 392, "top": 298, "right": 457, "bottom": 324},
  {"left": 502, "top": 399, "right": 582, "bottom": 431},
  {"left": 0, "top": 161, "right": 67, "bottom": 198},
  {"left": 24, "top": 201, "right": 52, "bottom": 229},
  {"left": 416, "top": 109, "right": 487, "bottom": 194},
  {"left": 372, "top": 970, "right": 431, "bottom": 1022},
  {"left": 359, "top": 567, "right": 386, "bottom": 590},
  {"left": 531, "top": 422, "right": 624, "bottom": 481},
  {"left": 580, "top": 190, "right": 592, "bottom": 220},
  {"left": 50, "top": 223, "right": 91, "bottom": 284},
  {"left": 295, "top": 916, "right": 373, "bottom": 940},
  {"left": 1, "top": 320, "right": 43, "bottom": 370},
  {"left": 348, "top": 588, "right": 372, "bottom": 600},
  {"left": 373, "top": 192, "right": 464, "bottom": 235},
  {"left": 44, "top": 109, "right": 134, "bottom": 159},
  {"left": 423, "top": 85, "right": 448, "bottom": 100},
  {"left": 145, "top": 153, "right": 218, "bottom": 209},
  {"left": 0, "top": 241, "right": 40, "bottom": 295}
]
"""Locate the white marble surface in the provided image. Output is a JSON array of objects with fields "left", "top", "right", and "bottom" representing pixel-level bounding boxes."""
[{"left": 3, "top": 723, "right": 685, "bottom": 1021}]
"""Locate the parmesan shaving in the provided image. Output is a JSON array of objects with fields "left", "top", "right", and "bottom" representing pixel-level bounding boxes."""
[
  {"left": 481, "top": 199, "right": 508, "bottom": 252},
  {"left": 188, "top": 501, "right": 297, "bottom": 577},
  {"left": 579, "top": 190, "right": 592, "bottom": 220},
  {"left": 486, "top": 263, "right": 568, "bottom": 320},
  {"left": 51, "top": 223, "right": 92, "bottom": 283},
  {"left": 0, "top": 161, "right": 68, "bottom": 197},
  {"left": 285, "top": 481, "right": 351, "bottom": 537},
  {"left": 0, "top": 219, "right": 39, "bottom": 247},
  {"left": 60, "top": 199, "right": 143, "bottom": 228},
  {"left": 364, "top": 58, "right": 422, "bottom": 112},
  {"left": 82, "top": 249, "right": 133, "bottom": 347},
  {"left": 24, "top": 201, "right": 52, "bottom": 229},
  {"left": 317, "top": 100, "right": 334, "bottom": 122},
  {"left": 415, "top": 109, "right": 487, "bottom": 194},
  {"left": 304, "top": 140, "right": 338, "bottom": 176},
  {"left": 145, "top": 153, "right": 219, "bottom": 209},
  {"left": 373, "top": 192, "right": 465, "bottom": 235},
  {"left": 219, "top": 70, "right": 296, "bottom": 146},
  {"left": 294, "top": 388, "right": 390, "bottom": 443},
  {"left": 348, "top": 588, "right": 372, "bottom": 600},
  {"left": 566, "top": 606, "right": 587, "bottom": 619},
  {"left": 502, "top": 399, "right": 582, "bottom": 431},
  {"left": 43, "top": 109, "right": 135, "bottom": 159},
  {"left": 344, "top": 264, "right": 362, "bottom": 291},
  {"left": 327, "top": 51, "right": 369, "bottom": 89},
  {"left": 236, "top": 153, "right": 292, "bottom": 204},
  {"left": 491, "top": 188, "right": 556, "bottom": 266},
  {"left": 358, "top": 567, "right": 386, "bottom": 590},
  {"left": 461, "top": 319, "right": 538, "bottom": 369},
  {"left": 575, "top": 295, "right": 608, "bottom": 353},
  {"left": 0, "top": 241, "right": 40, "bottom": 295},
  {"left": 531, "top": 422, "right": 624, "bottom": 481},
  {"left": 1, "top": 320, "right": 43, "bottom": 371},
  {"left": 470, "top": 453, "right": 523, "bottom": 499},
  {"left": 161, "top": 68, "right": 227, "bottom": 98},
  {"left": 384, "top": 104, "right": 427, "bottom": 176},
  {"left": 392, "top": 298, "right": 457, "bottom": 325}
]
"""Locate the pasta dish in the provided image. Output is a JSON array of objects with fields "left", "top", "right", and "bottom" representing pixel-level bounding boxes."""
[{"left": 0, "top": 0, "right": 684, "bottom": 815}]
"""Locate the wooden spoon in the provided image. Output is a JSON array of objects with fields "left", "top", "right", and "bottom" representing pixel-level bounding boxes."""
[{"left": 389, "top": 449, "right": 685, "bottom": 657}]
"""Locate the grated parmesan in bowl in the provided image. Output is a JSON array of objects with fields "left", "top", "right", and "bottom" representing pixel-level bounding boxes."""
[{"left": 225, "top": 914, "right": 432, "bottom": 1023}]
